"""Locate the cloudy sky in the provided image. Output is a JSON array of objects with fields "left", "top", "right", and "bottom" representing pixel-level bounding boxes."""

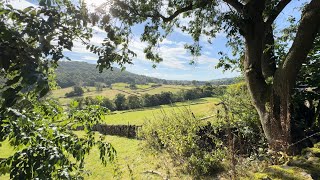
[{"left": 10, "top": 0, "right": 305, "bottom": 81}]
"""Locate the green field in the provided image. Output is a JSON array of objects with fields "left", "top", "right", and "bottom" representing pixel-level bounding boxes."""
[
  {"left": 0, "top": 97, "right": 218, "bottom": 180},
  {"left": 50, "top": 83, "right": 194, "bottom": 105},
  {"left": 74, "top": 132, "right": 190, "bottom": 180},
  {"left": 0, "top": 134, "right": 183, "bottom": 180},
  {"left": 104, "top": 97, "right": 219, "bottom": 125}
]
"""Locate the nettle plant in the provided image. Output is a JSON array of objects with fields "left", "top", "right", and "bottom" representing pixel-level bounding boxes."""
[{"left": 0, "top": 1, "right": 117, "bottom": 179}]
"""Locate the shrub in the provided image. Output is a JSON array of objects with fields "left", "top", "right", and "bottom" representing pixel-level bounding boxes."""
[
  {"left": 216, "top": 82, "right": 267, "bottom": 155},
  {"left": 129, "top": 83, "right": 137, "bottom": 90},
  {"left": 101, "top": 97, "right": 116, "bottom": 111},
  {"left": 151, "top": 84, "right": 162, "bottom": 88},
  {"left": 140, "top": 108, "right": 226, "bottom": 177},
  {"left": 114, "top": 94, "right": 127, "bottom": 110},
  {"left": 65, "top": 86, "right": 84, "bottom": 97},
  {"left": 127, "top": 95, "right": 143, "bottom": 109}
]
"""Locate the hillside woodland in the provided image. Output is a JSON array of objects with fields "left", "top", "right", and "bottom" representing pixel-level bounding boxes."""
[{"left": 55, "top": 61, "right": 236, "bottom": 88}]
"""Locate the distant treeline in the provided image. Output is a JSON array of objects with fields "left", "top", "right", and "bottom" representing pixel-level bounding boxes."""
[
  {"left": 55, "top": 61, "right": 237, "bottom": 88},
  {"left": 71, "top": 84, "right": 225, "bottom": 111}
]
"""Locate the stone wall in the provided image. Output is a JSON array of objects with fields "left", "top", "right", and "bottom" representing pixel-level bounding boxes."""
[{"left": 76, "top": 124, "right": 142, "bottom": 138}]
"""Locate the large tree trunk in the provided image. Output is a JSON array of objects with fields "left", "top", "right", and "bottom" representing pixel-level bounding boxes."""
[{"left": 242, "top": 0, "right": 320, "bottom": 152}]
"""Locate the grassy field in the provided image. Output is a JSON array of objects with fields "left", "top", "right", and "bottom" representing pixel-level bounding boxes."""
[
  {"left": 0, "top": 97, "right": 218, "bottom": 180},
  {"left": 0, "top": 133, "right": 185, "bottom": 180},
  {"left": 50, "top": 83, "right": 195, "bottom": 105},
  {"left": 104, "top": 97, "right": 219, "bottom": 125},
  {"left": 75, "top": 132, "right": 187, "bottom": 180}
]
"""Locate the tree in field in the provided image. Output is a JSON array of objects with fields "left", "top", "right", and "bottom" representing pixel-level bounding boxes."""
[
  {"left": 127, "top": 95, "right": 143, "bottom": 109},
  {"left": 65, "top": 86, "right": 85, "bottom": 97},
  {"left": 95, "top": 82, "right": 105, "bottom": 91},
  {"left": 114, "top": 94, "right": 127, "bottom": 110},
  {"left": 129, "top": 83, "right": 137, "bottom": 90},
  {"left": 90, "top": 0, "right": 320, "bottom": 151}
]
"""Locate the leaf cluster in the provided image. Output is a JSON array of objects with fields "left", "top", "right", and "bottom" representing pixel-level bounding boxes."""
[{"left": 0, "top": 98, "right": 116, "bottom": 179}]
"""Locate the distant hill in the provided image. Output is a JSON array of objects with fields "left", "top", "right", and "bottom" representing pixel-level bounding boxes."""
[
  {"left": 209, "top": 78, "right": 239, "bottom": 85},
  {"left": 55, "top": 61, "right": 238, "bottom": 88},
  {"left": 55, "top": 61, "right": 170, "bottom": 88}
]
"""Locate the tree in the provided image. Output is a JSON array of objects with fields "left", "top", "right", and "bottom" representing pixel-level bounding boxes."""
[
  {"left": 91, "top": 0, "right": 320, "bottom": 151},
  {"left": 0, "top": 1, "right": 116, "bottom": 178},
  {"left": 127, "top": 95, "right": 143, "bottom": 109},
  {"left": 158, "top": 92, "right": 174, "bottom": 105},
  {"left": 191, "top": 80, "right": 198, "bottom": 86},
  {"left": 95, "top": 82, "right": 105, "bottom": 91},
  {"left": 129, "top": 83, "right": 137, "bottom": 90},
  {"left": 65, "top": 86, "right": 85, "bottom": 97},
  {"left": 114, "top": 94, "right": 127, "bottom": 110},
  {"left": 101, "top": 97, "right": 116, "bottom": 111}
]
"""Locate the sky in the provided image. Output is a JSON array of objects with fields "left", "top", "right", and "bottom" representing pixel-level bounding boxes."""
[{"left": 9, "top": 0, "right": 306, "bottom": 81}]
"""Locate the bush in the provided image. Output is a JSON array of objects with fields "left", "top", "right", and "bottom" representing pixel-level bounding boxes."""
[
  {"left": 127, "top": 95, "right": 143, "bottom": 109},
  {"left": 151, "top": 84, "right": 162, "bottom": 88},
  {"left": 140, "top": 108, "right": 226, "bottom": 177},
  {"left": 129, "top": 83, "right": 137, "bottom": 90},
  {"left": 114, "top": 94, "right": 127, "bottom": 110},
  {"left": 217, "top": 82, "right": 267, "bottom": 155},
  {"left": 101, "top": 97, "right": 116, "bottom": 111},
  {"left": 65, "top": 86, "right": 84, "bottom": 97},
  {"left": 140, "top": 82, "right": 267, "bottom": 178}
]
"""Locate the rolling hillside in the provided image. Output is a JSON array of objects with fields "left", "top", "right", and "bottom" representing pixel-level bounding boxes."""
[
  {"left": 55, "top": 61, "right": 237, "bottom": 88},
  {"left": 55, "top": 61, "right": 170, "bottom": 88}
]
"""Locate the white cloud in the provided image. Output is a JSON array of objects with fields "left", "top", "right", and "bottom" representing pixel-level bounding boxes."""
[
  {"left": 141, "top": 72, "right": 193, "bottom": 80},
  {"left": 9, "top": 0, "right": 37, "bottom": 9},
  {"left": 196, "top": 55, "right": 219, "bottom": 65},
  {"left": 82, "top": 55, "right": 98, "bottom": 61}
]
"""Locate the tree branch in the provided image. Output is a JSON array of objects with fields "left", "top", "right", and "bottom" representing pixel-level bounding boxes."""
[
  {"left": 274, "top": 0, "right": 320, "bottom": 93},
  {"left": 223, "top": 0, "right": 244, "bottom": 12},
  {"left": 265, "top": 0, "right": 292, "bottom": 26},
  {"left": 158, "top": 4, "right": 193, "bottom": 22},
  {"left": 124, "top": 3, "right": 193, "bottom": 23},
  {"left": 261, "top": 26, "right": 277, "bottom": 78}
]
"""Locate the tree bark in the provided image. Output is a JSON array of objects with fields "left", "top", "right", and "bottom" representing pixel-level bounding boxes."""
[{"left": 242, "top": 0, "right": 320, "bottom": 152}]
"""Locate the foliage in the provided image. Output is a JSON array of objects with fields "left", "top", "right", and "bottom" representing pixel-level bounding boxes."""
[
  {"left": 218, "top": 82, "right": 266, "bottom": 155},
  {"left": 101, "top": 97, "right": 117, "bottom": 111},
  {"left": 126, "top": 95, "right": 143, "bottom": 109},
  {"left": 0, "top": 1, "right": 118, "bottom": 179},
  {"left": 95, "top": 82, "right": 105, "bottom": 91},
  {"left": 144, "top": 82, "right": 268, "bottom": 178},
  {"left": 129, "top": 83, "right": 137, "bottom": 90},
  {"left": 140, "top": 108, "right": 226, "bottom": 177},
  {"left": 72, "top": 96, "right": 116, "bottom": 112},
  {"left": 65, "top": 86, "right": 85, "bottom": 97},
  {"left": 291, "top": 35, "right": 320, "bottom": 149},
  {"left": 72, "top": 85, "right": 221, "bottom": 111},
  {"left": 55, "top": 61, "right": 237, "bottom": 88},
  {"left": 88, "top": 0, "right": 320, "bottom": 150},
  {"left": 0, "top": 99, "right": 116, "bottom": 179},
  {"left": 114, "top": 94, "right": 127, "bottom": 111},
  {"left": 0, "top": 0, "right": 90, "bottom": 107}
]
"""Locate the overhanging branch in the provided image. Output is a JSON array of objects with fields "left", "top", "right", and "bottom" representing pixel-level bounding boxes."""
[
  {"left": 274, "top": 0, "right": 320, "bottom": 92},
  {"left": 159, "top": 4, "right": 193, "bottom": 22},
  {"left": 223, "top": 0, "right": 244, "bottom": 12},
  {"left": 265, "top": 0, "right": 292, "bottom": 26},
  {"left": 125, "top": 3, "right": 194, "bottom": 23}
]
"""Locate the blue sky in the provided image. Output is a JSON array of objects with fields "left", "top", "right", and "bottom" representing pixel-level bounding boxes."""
[{"left": 11, "top": 0, "right": 306, "bottom": 81}]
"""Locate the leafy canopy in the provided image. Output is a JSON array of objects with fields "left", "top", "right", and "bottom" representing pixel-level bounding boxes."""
[{"left": 0, "top": 1, "right": 118, "bottom": 179}]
